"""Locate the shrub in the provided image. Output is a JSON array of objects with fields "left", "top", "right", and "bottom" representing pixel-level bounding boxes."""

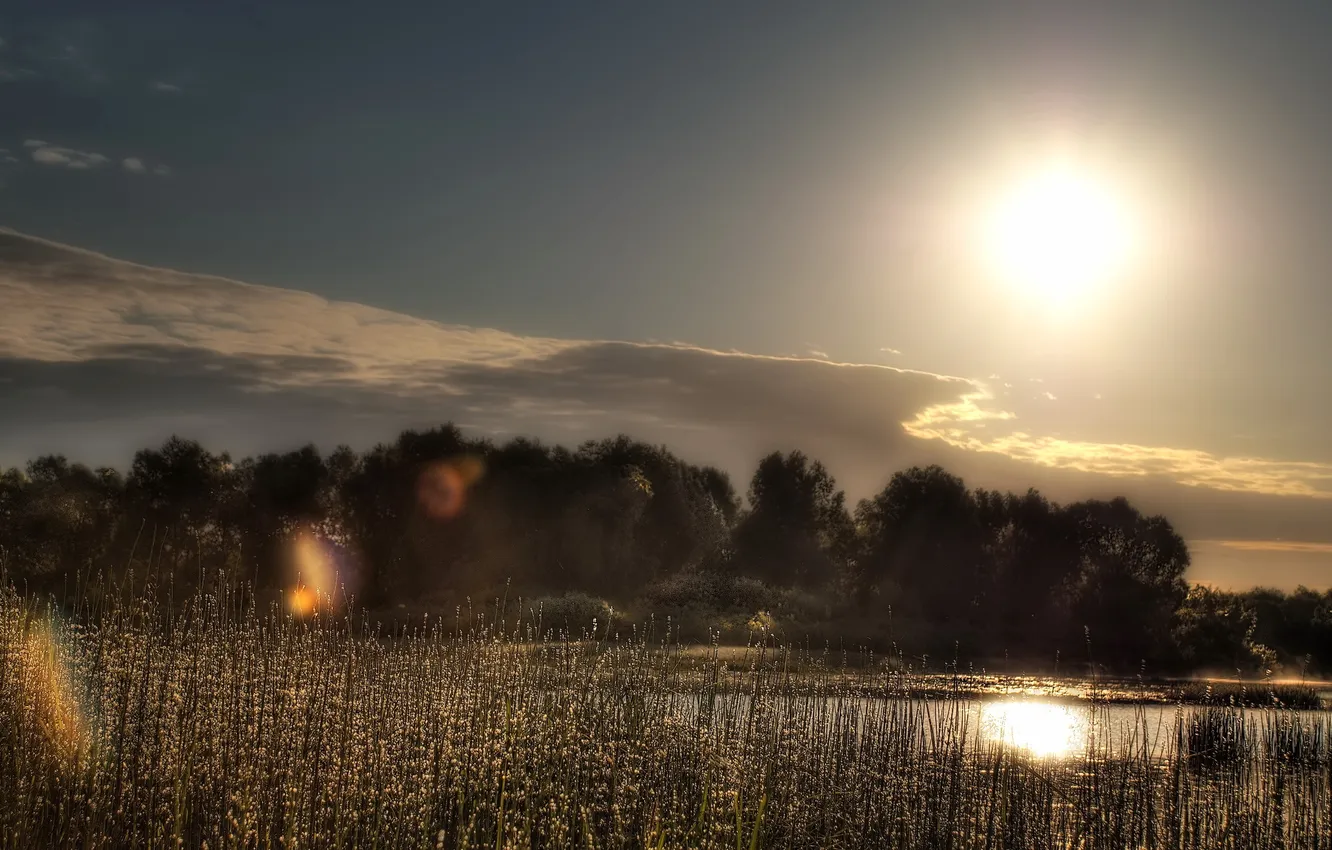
[{"left": 526, "top": 592, "right": 613, "bottom": 638}]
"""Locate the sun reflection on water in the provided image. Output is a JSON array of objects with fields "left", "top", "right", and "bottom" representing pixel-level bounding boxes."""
[{"left": 979, "top": 700, "right": 1086, "bottom": 758}]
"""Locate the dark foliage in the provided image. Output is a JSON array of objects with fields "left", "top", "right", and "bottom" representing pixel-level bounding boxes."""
[{"left": 1, "top": 425, "right": 1327, "bottom": 674}]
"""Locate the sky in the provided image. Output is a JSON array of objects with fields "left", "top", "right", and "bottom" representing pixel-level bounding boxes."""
[{"left": 2, "top": 1, "right": 1332, "bottom": 589}]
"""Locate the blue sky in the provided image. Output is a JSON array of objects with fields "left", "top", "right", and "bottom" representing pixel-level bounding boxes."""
[{"left": 3, "top": 1, "right": 1332, "bottom": 587}]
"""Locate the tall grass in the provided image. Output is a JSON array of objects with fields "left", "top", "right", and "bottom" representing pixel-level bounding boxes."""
[{"left": 2, "top": 585, "right": 1330, "bottom": 849}]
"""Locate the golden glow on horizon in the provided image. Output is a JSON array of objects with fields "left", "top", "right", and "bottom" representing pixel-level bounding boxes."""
[
  {"left": 979, "top": 700, "right": 1085, "bottom": 758},
  {"left": 985, "top": 163, "right": 1134, "bottom": 309}
]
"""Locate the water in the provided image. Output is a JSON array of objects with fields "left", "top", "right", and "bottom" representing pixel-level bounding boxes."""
[{"left": 673, "top": 691, "right": 1331, "bottom": 761}]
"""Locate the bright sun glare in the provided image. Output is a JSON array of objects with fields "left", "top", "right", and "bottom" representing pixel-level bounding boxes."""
[
  {"left": 986, "top": 164, "right": 1134, "bottom": 307},
  {"left": 979, "top": 701, "right": 1085, "bottom": 758}
]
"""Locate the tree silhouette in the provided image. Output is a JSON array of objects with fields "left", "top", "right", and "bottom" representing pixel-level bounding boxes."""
[
  {"left": 4, "top": 424, "right": 1330, "bottom": 674},
  {"left": 855, "top": 466, "right": 988, "bottom": 638},
  {"left": 1064, "top": 497, "right": 1190, "bottom": 664},
  {"left": 733, "top": 451, "right": 854, "bottom": 590}
]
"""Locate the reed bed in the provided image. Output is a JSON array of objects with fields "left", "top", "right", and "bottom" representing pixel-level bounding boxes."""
[{"left": 2, "top": 586, "right": 1331, "bottom": 849}]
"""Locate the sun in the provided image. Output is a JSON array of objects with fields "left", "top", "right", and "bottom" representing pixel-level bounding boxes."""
[{"left": 985, "top": 163, "right": 1134, "bottom": 307}]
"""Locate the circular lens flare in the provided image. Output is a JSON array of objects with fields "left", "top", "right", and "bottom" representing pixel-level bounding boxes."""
[{"left": 416, "top": 455, "right": 485, "bottom": 520}]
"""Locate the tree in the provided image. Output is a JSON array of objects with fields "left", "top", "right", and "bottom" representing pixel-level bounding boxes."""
[
  {"left": 241, "top": 445, "right": 330, "bottom": 588},
  {"left": 1064, "top": 498, "right": 1190, "bottom": 666},
  {"left": 124, "top": 436, "right": 241, "bottom": 591},
  {"left": 732, "top": 451, "right": 854, "bottom": 589},
  {"left": 1173, "top": 586, "right": 1262, "bottom": 671},
  {"left": 855, "top": 466, "right": 987, "bottom": 637},
  {"left": 0, "top": 457, "right": 123, "bottom": 592},
  {"left": 975, "top": 488, "right": 1082, "bottom": 655}
]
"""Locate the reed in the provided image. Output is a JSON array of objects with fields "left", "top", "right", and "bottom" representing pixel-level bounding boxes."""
[{"left": 2, "top": 586, "right": 1330, "bottom": 849}]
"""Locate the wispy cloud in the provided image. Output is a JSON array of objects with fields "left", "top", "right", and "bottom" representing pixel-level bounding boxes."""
[
  {"left": 880, "top": 347, "right": 902, "bottom": 355},
  {"left": 25, "top": 140, "right": 109, "bottom": 170},
  {"left": 0, "top": 67, "right": 38, "bottom": 82},
  {"left": 150, "top": 80, "right": 181, "bottom": 93},
  {"left": 119, "top": 157, "right": 170, "bottom": 176},
  {"left": 1203, "top": 540, "right": 1332, "bottom": 554}
]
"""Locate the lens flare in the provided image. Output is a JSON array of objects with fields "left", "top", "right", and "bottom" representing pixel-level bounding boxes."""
[
  {"left": 979, "top": 700, "right": 1085, "bottom": 758},
  {"left": 417, "top": 455, "right": 485, "bottom": 520},
  {"left": 287, "top": 584, "right": 317, "bottom": 617},
  {"left": 285, "top": 525, "right": 360, "bottom": 615},
  {"left": 13, "top": 616, "right": 90, "bottom": 764}
]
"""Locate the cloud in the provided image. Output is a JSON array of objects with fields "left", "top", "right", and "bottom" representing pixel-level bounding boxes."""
[
  {"left": 1202, "top": 540, "right": 1332, "bottom": 554},
  {"left": 2, "top": 227, "right": 1332, "bottom": 589},
  {"left": 0, "top": 67, "right": 37, "bottom": 82},
  {"left": 150, "top": 80, "right": 181, "bottom": 93},
  {"left": 880, "top": 347, "right": 902, "bottom": 355},
  {"left": 25, "top": 141, "right": 109, "bottom": 170},
  {"left": 904, "top": 392, "right": 1332, "bottom": 500},
  {"left": 0, "top": 227, "right": 970, "bottom": 479},
  {"left": 1186, "top": 539, "right": 1332, "bottom": 590},
  {"left": 121, "top": 157, "right": 169, "bottom": 176}
]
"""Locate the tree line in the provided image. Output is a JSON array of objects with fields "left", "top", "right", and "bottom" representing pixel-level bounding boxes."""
[{"left": 2, "top": 425, "right": 1329, "bottom": 675}]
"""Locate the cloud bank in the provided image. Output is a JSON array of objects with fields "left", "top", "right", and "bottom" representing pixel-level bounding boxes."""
[{"left": 2, "top": 228, "right": 1330, "bottom": 587}]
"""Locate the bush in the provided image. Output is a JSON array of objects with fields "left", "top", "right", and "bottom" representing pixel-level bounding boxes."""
[{"left": 526, "top": 592, "right": 613, "bottom": 638}]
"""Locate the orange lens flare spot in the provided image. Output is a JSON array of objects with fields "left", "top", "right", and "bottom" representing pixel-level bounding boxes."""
[
  {"left": 417, "top": 455, "right": 484, "bottom": 520},
  {"left": 287, "top": 585, "right": 317, "bottom": 617}
]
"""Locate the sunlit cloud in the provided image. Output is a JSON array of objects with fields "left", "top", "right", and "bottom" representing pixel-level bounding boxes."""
[{"left": 906, "top": 391, "right": 1332, "bottom": 500}]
